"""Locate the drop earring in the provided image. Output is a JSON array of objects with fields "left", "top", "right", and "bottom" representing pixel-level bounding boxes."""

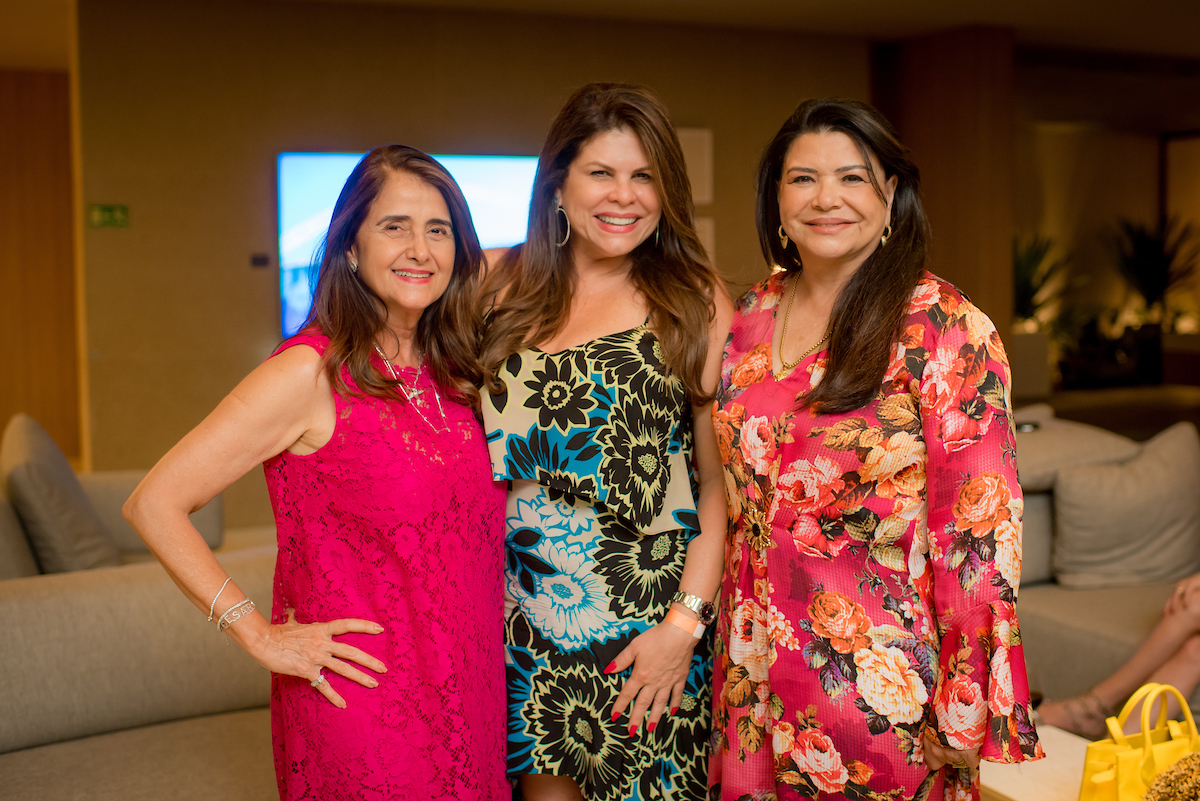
[{"left": 555, "top": 204, "right": 571, "bottom": 247}]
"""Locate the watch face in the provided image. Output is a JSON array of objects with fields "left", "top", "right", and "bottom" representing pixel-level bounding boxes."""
[{"left": 699, "top": 602, "right": 716, "bottom": 625}]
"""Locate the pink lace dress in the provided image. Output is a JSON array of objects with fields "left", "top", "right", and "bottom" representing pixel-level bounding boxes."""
[{"left": 263, "top": 330, "right": 508, "bottom": 800}]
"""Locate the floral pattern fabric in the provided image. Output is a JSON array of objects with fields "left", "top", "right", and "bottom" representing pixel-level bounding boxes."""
[
  {"left": 481, "top": 325, "right": 711, "bottom": 801},
  {"left": 710, "top": 273, "right": 1043, "bottom": 801}
]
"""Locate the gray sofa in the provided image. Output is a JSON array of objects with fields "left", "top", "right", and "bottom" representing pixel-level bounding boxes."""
[
  {"left": 1012, "top": 404, "right": 1200, "bottom": 715},
  {"left": 0, "top": 414, "right": 278, "bottom": 800}
]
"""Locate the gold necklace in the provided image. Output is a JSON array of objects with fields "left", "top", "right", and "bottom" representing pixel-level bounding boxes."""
[
  {"left": 373, "top": 345, "right": 448, "bottom": 433},
  {"left": 777, "top": 277, "right": 829, "bottom": 373}
]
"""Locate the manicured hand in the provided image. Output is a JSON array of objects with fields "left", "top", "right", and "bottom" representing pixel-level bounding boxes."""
[
  {"left": 250, "top": 609, "right": 387, "bottom": 708},
  {"left": 607, "top": 621, "right": 697, "bottom": 735}
]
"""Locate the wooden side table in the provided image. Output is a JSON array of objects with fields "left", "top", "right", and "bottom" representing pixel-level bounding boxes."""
[{"left": 980, "top": 724, "right": 1090, "bottom": 801}]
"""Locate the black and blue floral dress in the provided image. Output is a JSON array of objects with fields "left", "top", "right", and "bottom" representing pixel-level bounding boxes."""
[{"left": 481, "top": 324, "right": 712, "bottom": 800}]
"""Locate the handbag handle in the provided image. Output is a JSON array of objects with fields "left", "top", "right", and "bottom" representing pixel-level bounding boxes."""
[
  {"left": 1137, "top": 683, "right": 1200, "bottom": 786},
  {"left": 1105, "top": 682, "right": 1163, "bottom": 745}
]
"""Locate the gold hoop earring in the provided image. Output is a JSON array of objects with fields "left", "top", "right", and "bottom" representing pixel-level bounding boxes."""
[
  {"left": 655, "top": 226, "right": 661, "bottom": 247},
  {"left": 880, "top": 225, "right": 893, "bottom": 247},
  {"left": 555, "top": 205, "right": 571, "bottom": 247},
  {"left": 778, "top": 225, "right": 789, "bottom": 249}
]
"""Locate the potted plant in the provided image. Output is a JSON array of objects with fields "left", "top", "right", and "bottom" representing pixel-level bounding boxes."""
[
  {"left": 1013, "top": 234, "right": 1069, "bottom": 332},
  {"left": 1111, "top": 216, "right": 1200, "bottom": 384},
  {"left": 1011, "top": 235, "right": 1070, "bottom": 398}
]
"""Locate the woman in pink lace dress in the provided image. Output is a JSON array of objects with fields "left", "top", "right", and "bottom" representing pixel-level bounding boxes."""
[
  {"left": 124, "top": 145, "right": 507, "bottom": 799},
  {"left": 709, "top": 99, "right": 1043, "bottom": 800}
]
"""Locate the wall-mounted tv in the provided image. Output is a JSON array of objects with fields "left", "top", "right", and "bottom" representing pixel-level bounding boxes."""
[{"left": 278, "top": 152, "right": 538, "bottom": 337}]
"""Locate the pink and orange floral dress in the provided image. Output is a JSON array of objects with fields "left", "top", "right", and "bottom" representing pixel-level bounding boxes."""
[{"left": 710, "top": 272, "right": 1043, "bottom": 801}]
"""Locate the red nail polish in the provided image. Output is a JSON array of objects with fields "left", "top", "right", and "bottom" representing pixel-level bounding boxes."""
[
  {"left": 611, "top": 710, "right": 620, "bottom": 722},
  {"left": 671, "top": 706, "right": 679, "bottom": 716},
  {"left": 647, "top": 721, "right": 657, "bottom": 733},
  {"left": 603, "top": 661, "right": 616, "bottom": 674},
  {"left": 628, "top": 724, "right": 637, "bottom": 736}
]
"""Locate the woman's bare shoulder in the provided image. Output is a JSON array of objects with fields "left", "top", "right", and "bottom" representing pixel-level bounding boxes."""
[{"left": 482, "top": 247, "right": 511, "bottom": 278}]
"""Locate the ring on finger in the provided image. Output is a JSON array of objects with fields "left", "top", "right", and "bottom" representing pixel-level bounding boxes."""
[
  {"left": 949, "top": 760, "right": 968, "bottom": 770},
  {"left": 310, "top": 670, "right": 326, "bottom": 688}
]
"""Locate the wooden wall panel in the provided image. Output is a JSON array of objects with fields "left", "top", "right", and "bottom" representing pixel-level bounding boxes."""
[
  {"left": 0, "top": 70, "right": 79, "bottom": 457},
  {"left": 875, "top": 28, "right": 1016, "bottom": 333}
]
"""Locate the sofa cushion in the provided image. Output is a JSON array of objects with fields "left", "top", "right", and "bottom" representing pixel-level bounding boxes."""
[
  {"left": 0, "top": 491, "right": 39, "bottom": 580},
  {"left": 1053, "top": 421, "right": 1200, "bottom": 589},
  {"left": 1020, "top": 492, "right": 1053, "bottom": 585},
  {"left": 0, "top": 414, "right": 120, "bottom": 573},
  {"left": 0, "top": 708, "right": 275, "bottom": 801},
  {"left": 1014, "top": 414, "right": 1141, "bottom": 492},
  {"left": 0, "top": 546, "right": 275, "bottom": 754}
]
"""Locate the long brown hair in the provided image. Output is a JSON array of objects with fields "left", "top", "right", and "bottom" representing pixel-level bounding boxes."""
[
  {"left": 756, "top": 98, "right": 929, "bottom": 414},
  {"left": 480, "top": 82, "right": 719, "bottom": 404},
  {"left": 304, "top": 144, "right": 485, "bottom": 406}
]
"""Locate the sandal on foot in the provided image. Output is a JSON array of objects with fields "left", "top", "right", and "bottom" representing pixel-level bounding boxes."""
[{"left": 1053, "top": 690, "right": 1114, "bottom": 740}]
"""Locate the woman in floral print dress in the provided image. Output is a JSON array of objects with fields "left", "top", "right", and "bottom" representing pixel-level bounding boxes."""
[
  {"left": 709, "top": 99, "right": 1043, "bottom": 801},
  {"left": 479, "top": 83, "right": 732, "bottom": 801}
]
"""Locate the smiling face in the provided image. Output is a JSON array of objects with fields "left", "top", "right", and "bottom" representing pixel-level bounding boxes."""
[
  {"left": 348, "top": 169, "right": 455, "bottom": 331},
  {"left": 557, "top": 127, "right": 662, "bottom": 265},
  {"left": 778, "top": 130, "right": 896, "bottom": 275}
]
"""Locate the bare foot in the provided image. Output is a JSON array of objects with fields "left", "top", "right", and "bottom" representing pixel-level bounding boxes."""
[{"left": 1037, "top": 690, "right": 1113, "bottom": 739}]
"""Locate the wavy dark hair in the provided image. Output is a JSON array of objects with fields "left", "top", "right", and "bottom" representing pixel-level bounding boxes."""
[
  {"left": 480, "top": 82, "right": 719, "bottom": 404},
  {"left": 757, "top": 98, "right": 929, "bottom": 413},
  {"left": 303, "top": 144, "right": 485, "bottom": 407}
]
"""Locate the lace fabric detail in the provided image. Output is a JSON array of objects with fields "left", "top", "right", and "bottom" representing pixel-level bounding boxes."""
[{"left": 264, "top": 330, "right": 508, "bottom": 800}]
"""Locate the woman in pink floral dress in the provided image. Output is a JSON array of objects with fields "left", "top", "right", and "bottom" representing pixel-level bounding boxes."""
[{"left": 709, "top": 99, "right": 1043, "bottom": 800}]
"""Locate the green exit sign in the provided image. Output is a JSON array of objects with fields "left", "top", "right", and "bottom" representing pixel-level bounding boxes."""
[{"left": 87, "top": 204, "right": 129, "bottom": 228}]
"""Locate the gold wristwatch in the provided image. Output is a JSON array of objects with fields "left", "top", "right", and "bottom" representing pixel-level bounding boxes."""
[{"left": 671, "top": 591, "right": 716, "bottom": 625}]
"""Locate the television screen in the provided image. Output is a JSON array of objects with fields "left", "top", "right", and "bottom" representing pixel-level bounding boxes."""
[{"left": 278, "top": 152, "right": 538, "bottom": 337}]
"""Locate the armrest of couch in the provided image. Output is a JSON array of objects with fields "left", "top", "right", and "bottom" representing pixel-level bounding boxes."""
[
  {"left": 0, "top": 546, "right": 274, "bottom": 754},
  {"left": 78, "top": 470, "right": 224, "bottom": 552}
]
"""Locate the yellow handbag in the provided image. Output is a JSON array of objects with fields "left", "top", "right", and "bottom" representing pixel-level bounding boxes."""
[{"left": 1078, "top": 682, "right": 1200, "bottom": 801}]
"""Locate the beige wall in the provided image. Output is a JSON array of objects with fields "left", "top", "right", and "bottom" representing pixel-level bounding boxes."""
[
  {"left": 1167, "top": 137, "right": 1200, "bottom": 321},
  {"left": 77, "top": 0, "right": 870, "bottom": 525},
  {"left": 1013, "top": 122, "right": 1159, "bottom": 318}
]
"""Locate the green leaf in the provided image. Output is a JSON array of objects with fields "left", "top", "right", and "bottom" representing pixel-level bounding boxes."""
[
  {"left": 735, "top": 713, "right": 765, "bottom": 754},
  {"left": 870, "top": 544, "right": 906, "bottom": 572}
]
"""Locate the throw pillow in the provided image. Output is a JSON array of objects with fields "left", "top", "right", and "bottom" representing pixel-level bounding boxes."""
[
  {"left": 1015, "top": 415, "right": 1140, "bottom": 492},
  {"left": 1053, "top": 421, "right": 1200, "bottom": 589},
  {"left": 0, "top": 491, "right": 39, "bottom": 579},
  {"left": 0, "top": 414, "right": 120, "bottom": 573}
]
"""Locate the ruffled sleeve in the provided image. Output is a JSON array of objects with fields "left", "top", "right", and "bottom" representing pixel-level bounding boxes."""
[{"left": 915, "top": 281, "right": 1044, "bottom": 764}]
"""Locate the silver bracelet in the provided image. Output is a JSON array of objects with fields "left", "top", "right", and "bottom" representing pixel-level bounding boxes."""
[
  {"left": 207, "top": 577, "right": 233, "bottom": 622},
  {"left": 217, "top": 599, "right": 255, "bottom": 632}
]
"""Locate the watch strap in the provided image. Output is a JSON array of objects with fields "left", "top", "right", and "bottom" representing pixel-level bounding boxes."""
[{"left": 672, "top": 591, "right": 706, "bottom": 615}]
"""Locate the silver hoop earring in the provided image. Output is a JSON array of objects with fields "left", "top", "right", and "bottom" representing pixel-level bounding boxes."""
[
  {"left": 555, "top": 205, "right": 571, "bottom": 247},
  {"left": 349, "top": 259, "right": 358, "bottom": 273}
]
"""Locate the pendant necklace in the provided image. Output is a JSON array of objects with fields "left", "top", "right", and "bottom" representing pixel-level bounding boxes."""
[
  {"left": 778, "top": 276, "right": 830, "bottom": 374},
  {"left": 373, "top": 344, "right": 448, "bottom": 433}
]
